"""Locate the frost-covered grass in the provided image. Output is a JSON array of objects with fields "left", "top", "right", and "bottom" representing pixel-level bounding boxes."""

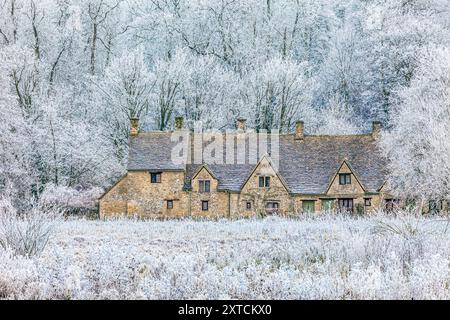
[{"left": 0, "top": 214, "right": 449, "bottom": 300}]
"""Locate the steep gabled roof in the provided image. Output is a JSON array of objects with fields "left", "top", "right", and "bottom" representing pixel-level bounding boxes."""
[
  {"left": 185, "top": 163, "right": 254, "bottom": 191},
  {"left": 99, "top": 174, "right": 128, "bottom": 200},
  {"left": 239, "top": 155, "right": 291, "bottom": 193},
  {"left": 127, "top": 131, "right": 388, "bottom": 194},
  {"left": 324, "top": 159, "right": 367, "bottom": 194},
  {"left": 191, "top": 164, "right": 218, "bottom": 181}
]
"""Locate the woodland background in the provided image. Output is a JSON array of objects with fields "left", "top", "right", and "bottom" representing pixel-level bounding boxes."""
[{"left": 0, "top": 0, "right": 449, "bottom": 212}]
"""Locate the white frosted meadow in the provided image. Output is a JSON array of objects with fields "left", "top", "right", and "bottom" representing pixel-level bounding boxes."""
[{"left": 0, "top": 214, "right": 449, "bottom": 300}]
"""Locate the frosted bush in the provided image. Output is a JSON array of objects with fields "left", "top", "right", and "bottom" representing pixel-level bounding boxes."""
[
  {"left": 0, "top": 197, "right": 61, "bottom": 258},
  {"left": 40, "top": 185, "right": 103, "bottom": 215}
]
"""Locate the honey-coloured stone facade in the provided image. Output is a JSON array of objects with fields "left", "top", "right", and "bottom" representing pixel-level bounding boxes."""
[
  {"left": 99, "top": 157, "right": 397, "bottom": 219},
  {"left": 238, "top": 157, "right": 292, "bottom": 216},
  {"left": 100, "top": 171, "right": 189, "bottom": 218},
  {"left": 99, "top": 119, "right": 448, "bottom": 218},
  {"left": 190, "top": 167, "right": 229, "bottom": 218}
]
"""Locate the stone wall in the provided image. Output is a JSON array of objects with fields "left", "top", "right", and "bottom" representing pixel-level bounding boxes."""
[
  {"left": 325, "top": 161, "right": 371, "bottom": 213},
  {"left": 99, "top": 175, "right": 128, "bottom": 217},
  {"left": 190, "top": 167, "right": 230, "bottom": 218},
  {"left": 100, "top": 165, "right": 405, "bottom": 218},
  {"left": 100, "top": 171, "right": 189, "bottom": 218},
  {"left": 239, "top": 158, "right": 292, "bottom": 216}
]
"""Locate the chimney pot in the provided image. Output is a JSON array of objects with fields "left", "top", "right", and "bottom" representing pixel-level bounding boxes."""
[
  {"left": 175, "top": 116, "right": 184, "bottom": 130},
  {"left": 295, "top": 121, "right": 304, "bottom": 140},
  {"left": 372, "top": 121, "right": 381, "bottom": 140},
  {"left": 237, "top": 118, "right": 247, "bottom": 131},
  {"left": 130, "top": 117, "right": 139, "bottom": 137}
]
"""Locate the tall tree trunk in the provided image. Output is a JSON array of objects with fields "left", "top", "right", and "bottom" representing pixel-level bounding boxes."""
[{"left": 91, "top": 23, "right": 98, "bottom": 75}]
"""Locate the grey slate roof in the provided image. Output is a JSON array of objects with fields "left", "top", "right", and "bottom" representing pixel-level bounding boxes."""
[
  {"left": 127, "top": 131, "right": 388, "bottom": 194},
  {"left": 128, "top": 132, "right": 185, "bottom": 171},
  {"left": 277, "top": 135, "right": 387, "bottom": 194}
]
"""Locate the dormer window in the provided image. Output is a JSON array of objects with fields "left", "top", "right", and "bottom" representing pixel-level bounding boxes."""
[
  {"left": 199, "top": 180, "right": 211, "bottom": 193},
  {"left": 259, "top": 176, "right": 271, "bottom": 188},
  {"left": 150, "top": 172, "right": 162, "bottom": 184},
  {"left": 339, "top": 174, "right": 351, "bottom": 185}
]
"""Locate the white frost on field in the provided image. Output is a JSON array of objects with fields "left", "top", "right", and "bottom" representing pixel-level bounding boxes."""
[{"left": 0, "top": 215, "right": 449, "bottom": 300}]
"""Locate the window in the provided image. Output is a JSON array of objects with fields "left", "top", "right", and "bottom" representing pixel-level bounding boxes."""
[
  {"left": 266, "top": 202, "right": 280, "bottom": 209},
  {"left": 322, "top": 199, "right": 334, "bottom": 212},
  {"left": 405, "top": 198, "right": 417, "bottom": 210},
  {"left": 266, "top": 202, "right": 280, "bottom": 214},
  {"left": 199, "top": 180, "right": 211, "bottom": 193},
  {"left": 364, "top": 198, "right": 372, "bottom": 207},
  {"left": 429, "top": 200, "right": 442, "bottom": 214},
  {"left": 202, "top": 201, "right": 209, "bottom": 211},
  {"left": 259, "top": 176, "right": 271, "bottom": 188},
  {"left": 150, "top": 172, "right": 162, "bottom": 184},
  {"left": 302, "top": 201, "right": 316, "bottom": 213},
  {"left": 167, "top": 200, "right": 174, "bottom": 210},
  {"left": 339, "top": 174, "right": 351, "bottom": 185},
  {"left": 246, "top": 202, "right": 252, "bottom": 210},
  {"left": 385, "top": 199, "right": 401, "bottom": 213},
  {"left": 339, "top": 199, "right": 354, "bottom": 213}
]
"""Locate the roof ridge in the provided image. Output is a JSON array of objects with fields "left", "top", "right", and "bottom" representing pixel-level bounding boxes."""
[{"left": 135, "top": 131, "right": 373, "bottom": 139}]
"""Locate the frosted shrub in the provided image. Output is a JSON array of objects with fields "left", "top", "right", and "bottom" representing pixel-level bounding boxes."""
[
  {"left": 40, "top": 185, "right": 103, "bottom": 216},
  {"left": 371, "top": 218, "right": 421, "bottom": 240},
  {"left": 0, "top": 197, "right": 61, "bottom": 258}
]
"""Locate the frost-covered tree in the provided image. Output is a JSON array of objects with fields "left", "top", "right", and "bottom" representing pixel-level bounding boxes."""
[
  {"left": 97, "top": 48, "right": 155, "bottom": 157},
  {"left": 151, "top": 50, "right": 188, "bottom": 131},
  {"left": 180, "top": 54, "right": 238, "bottom": 130},
  {"left": 315, "top": 96, "right": 362, "bottom": 135},
  {"left": 84, "top": 0, "right": 123, "bottom": 75},
  {"left": 243, "top": 57, "right": 310, "bottom": 132},
  {"left": 361, "top": 0, "right": 450, "bottom": 121},
  {"left": 381, "top": 47, "right": 450, "bottom": 203}
]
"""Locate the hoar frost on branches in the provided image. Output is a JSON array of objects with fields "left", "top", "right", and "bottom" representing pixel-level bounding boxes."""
[
  {"left": 381, "top": 47, "right": 450, "bottom": 203},
  {"left": 0, "top": 195, "right": 62, "bottom": 258}
]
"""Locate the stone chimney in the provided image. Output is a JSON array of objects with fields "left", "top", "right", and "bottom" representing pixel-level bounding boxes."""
[
  {"left": 130, "top": 117, "right": 139, "bottom": 137},
  {"left": 175, "top": 116, "right": 184, "bottom": 130},
  {"left": 295, "top": 121, "right": 304, "bottom": 141},
  {"left": 237, "top": 118, "right": 247, "bottom": 131},
  {"left": 372, "top": 121, "right": 381, "bottom": 140}
]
